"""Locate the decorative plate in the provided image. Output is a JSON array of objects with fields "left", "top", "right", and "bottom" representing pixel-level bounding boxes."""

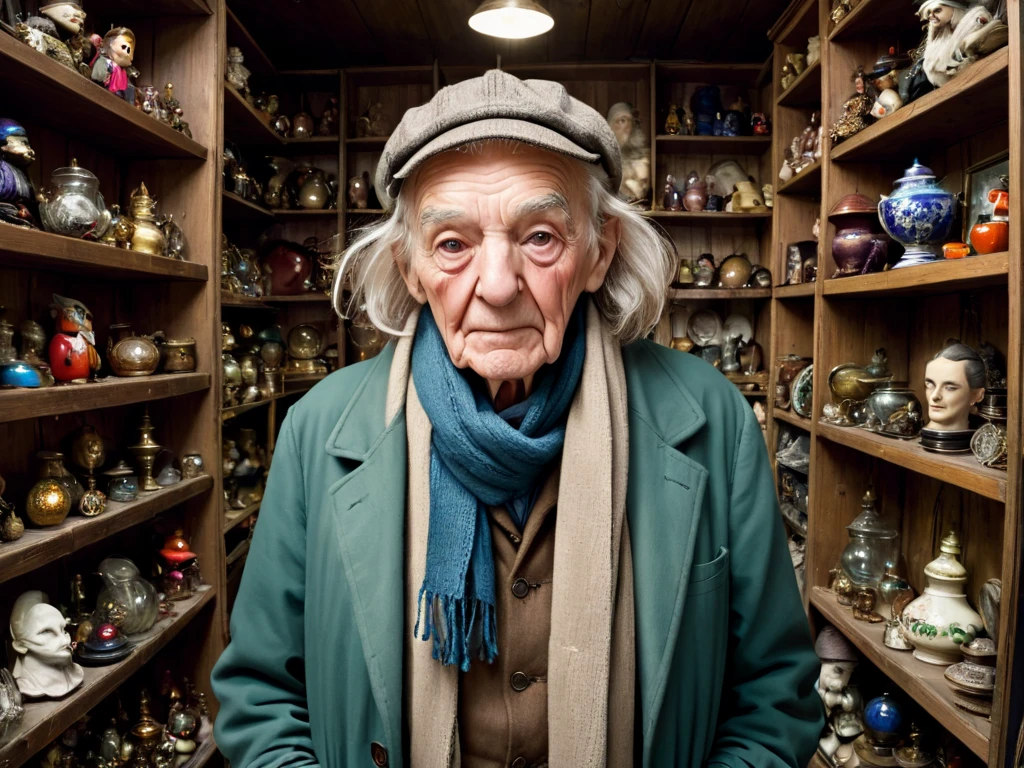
[{"left": 791, "top": 364, "right": 814, "bottom": 418}]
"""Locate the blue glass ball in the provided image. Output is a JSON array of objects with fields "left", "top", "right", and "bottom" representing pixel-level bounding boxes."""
[
  {"left": 0, "top": 361, "right": 41, "bottom": 388},
  {"left": 864, "top": 693, "right": 903, "bottom": 745}
]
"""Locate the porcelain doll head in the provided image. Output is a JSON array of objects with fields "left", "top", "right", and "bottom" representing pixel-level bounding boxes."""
[
  {"left": 924, "top": 342, "right": 986, "bottom": 431},
  {"left": 102, "top": 27, "right": 135, "bottom": 68},
  {"left": 918, "top": 0, "right": 966, "bottom": 28},
  {"left": 870, "top": 89, "right": 903, "bottom": 119},
  {"left": 10, "top": 591, "right": 84, "bottom": 699},
  {"left": 39, "top": 3, "right": 86, "bottom": 35}
]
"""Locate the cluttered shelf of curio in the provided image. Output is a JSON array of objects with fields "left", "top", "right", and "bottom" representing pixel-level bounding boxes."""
[
  {"left": 822, "top": 252, "right": 1009, "bottom": 297},
  {"left": 811, "top": 588, "right": 990, "bottom": 760},
  {"left": 0, "top": 373, "right": 211, "bottom": 423},
  {"left": 0, "top": 590, "right": 215, "bottom": 768},
  {"left": 0, "top": 477, "right": 213, "bottom": 585}
]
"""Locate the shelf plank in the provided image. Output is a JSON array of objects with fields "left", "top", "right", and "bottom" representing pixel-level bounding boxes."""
[
  {"left": 776, "top": 59, "right": 821, "bottom": 108},
  {"left": 90, "top": 0, "right": 212, "bottom": 15},
  {"left": 0, "top": 476, "right": 212, "bottom": 586},
  {"left": 226, "top": 538, "right": 251, "bottom": 566},
  {"left": 0, "top": 589, "right": 215, "bottom": 768},
  {"left": 345, "top": 136, "right": 389, "bottom": 147},
  {"left": 817, "top": 421, "right": 1006, "bottom": 502},
  {"left": 642, "top": 211, "right": 772, "bottom": 222},
  {"left": 775, "top": 409, "right": 812, "bottom": 430},
  {"left": 0, "top": 373, "right": 210, "bottom": 424},
  {"left": 0, "top": 227, "right": 208, "bottom": 282},
  {"left": 667, "top": 288, "right": 772, "bottom": 300},
  {"left": 811, "top": 588, "right": 990, "bottom": 760},
  {"left": 221, "top": 398, "right": 272, "bottom": 419},
  {"left": 270, "top": 209, "right": 338, "bottom": 217},
  {"left": 221, "top": 290, "right": 274, "bottom": 309},
  {"left": 776, "top": 160, "right": 821, "bottom": 197},
  {"left": 224, "top": 84, "right": 285, "bottom": 146},
  {"left": 829, "top": 0, "right": 928, "bottom": 41},
  {"left": 773, "top": 282, "right": 816, "bottom": 298},
  {"left": 345, "top": 208, "right": 387, "bottom": 215},
  {"left": 830, "top": 49, "right": 1009, "bottom": 163},
  {"left": 655, "top": 135, "right": 773, "bottom": 154},
  {"left": 223, "top": 501, "right": 260, "bottom": 534},
  {"left": 0, "top": 33, "right": 207, "bottom": 160},
  {"left": 823, "top": 253, "right": 1009, "bottom": 297},
  {"left": 283, "top": 373, "right": 328, "bottom": 392},
  {"left": 263, "top": 293, "right": 331, "bottom": 303},
  {"left": 222, "top": 191, "right": 274, "bottom": 220}
]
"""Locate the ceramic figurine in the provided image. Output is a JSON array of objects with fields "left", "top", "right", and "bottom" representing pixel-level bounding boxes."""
[
  {"left": 923, "top": 342, "right": 985, "bottom": 433},
  {"left": 682, "top": 173, "right": 708, "bottom": 212},
  {"left": 15, "top": 16, "right": 77, "bottom": 72},
  {"left": 830, "top": 67, "right": 873, "bottom": 144},
  {"left": 878, "top": 160, "right": 958, "bottom": 268},
  {"left": 36, "top": 159, "right": 111, "bottom": 239},
  {"left": 815, "top": 625, "right": 863, "bottom": 761},
  {"left": 0, "top": 118, "right": 37, "bottom": 219},
  {"left": 903, "top": 531, "right": 983, "bottom": 665},
  {"left": 91, "top": 27, "right": 137, "bottom": 103},
  {"left": 693, "top": 254, "right": 716, "bottom": 288},
  {"left": 750, "top": 112, "right": 770, "bottom": 135},
  {"left": 70, "top": 425, "right": 106, "bottom": 516},
  {"left": 347, "top": 171, "right": 370, "bottom": 209},
  {"left": 10, "top": 591, "right": 84, "bottom": 698},
  {"left": 162, "top": 83, "right": 191, "bottom": 138},
  {"left": 682, "top": 106, "right": 696, "bottom": 136},
  {"left": 49, "top": 294, "right": 100, "bottom": 382},
  {"left": 868, "top": 47, "right": 908, "bottom": 119},
  {"left": 663, "top": 104, "right": 681, "bottom": 135},
  {"left": 786, "top": 52, "right": 807, "bottom": 76},
  {"left": 828, "top": 194, "right": 890, "bottom": 277},
  {"left": 662, "top": 174, "right": 682, "bottom": 212},
  {"left": 225, "top": 46, "right": 251, "bottom": 96},
  {"left": 807, "top": 35, "right": 821, "bottom": 65},
  {"left": 970, "top": 177, "right": 1009, "bottom": 254},
  {"left": 607, "top": 102, "right": 651, "bottom": 202},
  {"left": 127, "top": 182, "right": 168, "bottom": 256},
  {"left": 917, "top": 1, "right": 1007, "bottom": 89},
  {"left": 39, "top": 3, "right": 93, "bottom": 76},
  {"left": 779, "top": 62, "right": 796, "bottom": 92},
  {"left": 731, "top": 180, "right": 768, "bottom": 213}
]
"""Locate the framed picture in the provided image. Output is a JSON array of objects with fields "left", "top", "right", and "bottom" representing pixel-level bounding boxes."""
[{"left": 963, "top": 150, "right": 1009, "bottom": 250}]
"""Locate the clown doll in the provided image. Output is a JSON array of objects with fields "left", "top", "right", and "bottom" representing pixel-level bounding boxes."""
[{"left": 91, "top": 26, "right": 137, "bottom": 103}]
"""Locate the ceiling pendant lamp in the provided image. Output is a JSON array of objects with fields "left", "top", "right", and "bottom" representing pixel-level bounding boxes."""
[{"left": 468, "top": 0, "right": 554, "bottom": 39}]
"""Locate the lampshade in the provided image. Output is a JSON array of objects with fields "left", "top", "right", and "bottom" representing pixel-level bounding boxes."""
[{"left": 468, "top": 0, "right": 554, "bottom": 39}]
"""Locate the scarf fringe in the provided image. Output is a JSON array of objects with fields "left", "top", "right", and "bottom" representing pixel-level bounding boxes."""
[{"left": 415, "top": 586, "right": 498, "bottom": 672}]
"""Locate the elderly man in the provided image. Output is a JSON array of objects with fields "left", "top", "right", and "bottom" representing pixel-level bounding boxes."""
[{"left": 212, "top": 70, "right": 822, "bottom": 768}]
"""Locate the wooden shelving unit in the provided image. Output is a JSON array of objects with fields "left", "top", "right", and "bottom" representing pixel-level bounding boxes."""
[
  {"left": 655, "top": 134, "right": 772, "bottom": 154},
  {"left": 776, "top": 58, "right": 821, "bottom": 108},
  {"left": 222, "top": 191, "right": 274, "bottom": 220},
  {"left": 223, "top": 501, "right": 260, "bottom": 534},
  {"left": 643, "top": 210, "right": 772, "bottom": 221},
  {"left": 769, "top": 1, "right": 1024, "bottom": 764}
]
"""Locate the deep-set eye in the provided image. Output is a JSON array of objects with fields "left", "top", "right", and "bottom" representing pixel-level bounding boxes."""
[
  {"left": 438, "top": 238, "right": 464, "bottom": 254},
  {"left": 526, "top": 231, "right": 552, "bottom": 246}
]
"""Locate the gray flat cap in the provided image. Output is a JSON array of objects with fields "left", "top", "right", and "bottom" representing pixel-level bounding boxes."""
[{"left": 374, "top": 69, "right": 622, "bottom": 210}]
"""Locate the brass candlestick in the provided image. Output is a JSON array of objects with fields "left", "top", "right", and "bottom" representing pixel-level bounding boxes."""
[{"left": 130, "top": 408, "right": 162, "bottom": 492}]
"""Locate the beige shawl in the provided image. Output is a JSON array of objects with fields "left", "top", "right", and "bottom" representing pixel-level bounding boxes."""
[{"left": 386, "top": 301, "right": 635, "bottom": 767}]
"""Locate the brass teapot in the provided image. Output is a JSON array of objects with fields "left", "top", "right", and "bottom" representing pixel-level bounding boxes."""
[
  {"left": 128, "top": 182, "right": 167, "bottom": 256},
  {"left": 107, "top": 324, "right": 160, "bottom": 377},
  {"left": 824, "top": 349, "right": 893, "bottom": 426}
]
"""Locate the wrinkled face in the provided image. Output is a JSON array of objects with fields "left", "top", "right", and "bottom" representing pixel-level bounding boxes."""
[
  {"left": 398, "top": 143, "right": 618, "bottom": 387},
  {"left": 924, "top": 356, "right": 983, "bottom": 430},
  {"left": 924, "top": 3, "right": 954, "bottom": 25},
  {"left": 13, "top": 605, "right": 73, "bottom": 663},
  {"left": 109, "top": 34, "right": 134, "bottom": 67}
]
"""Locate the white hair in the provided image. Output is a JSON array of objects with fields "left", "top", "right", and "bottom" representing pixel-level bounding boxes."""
[{"left": 332, "top": 144, "right": 675, "bottom": 345}]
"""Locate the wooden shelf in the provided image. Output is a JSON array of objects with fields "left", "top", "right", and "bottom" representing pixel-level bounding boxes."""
[
  {"left": 642, "top": 211, "right": 772, "bottom": 222},
  {"left": 774, "top": 409, "right": 812, "bottom": 430},
  {"left": 0, "top": 373, "right": 210, "bottom": 424},
  {"left": 667, "top": 287, "right": 772, "bottom": 300},
  {"left": 0, "top": 227, "right": 208, "bottom": 282},
  {"left": 817, "top": 421, "right": 1006, "bottom": 502},
  {"left": 655, "top": 135, "right": 773, "bottom": 154},
  {"left": 776, "top": 59, "right": 821, "bottom": 108},
  {"left": 222, "top": 191, "right": 274, "bottom": 220},
  {"left": 283, "top": 373, "right": 328, "bottom": 391},
  {"left": 226, "top": 538, "right": 251, "bottom": 567},
  {"left": 811, "top": 588, "right": 990, "bottom": 759},
  {"left": 221, "top": 398, "right": 272, "bottom": 419},
  {"left": 0, "top": 34, "right": 208, "bottom": 160},
  {"left": 828, "top": 0, "right": 926, "bottom": 41},
  {"left": 263, "top": 293, "right": 332, "bottom": 303},
  {"left": 0, "top": 589, "right": 215, "bottom": 768},
  {"left": 271, "top": 209, "right": 338, "bottom": 217},
  {"left": 823, "top": 253, "right": 1009, "bottom": 297},
  {"left": 773, "top": 282, "right": 816, "bottom": 298},
  {"left": 91, "top": 0, "right": 212, "bottom": 16},
  {"left": 345, "top": 208, "right": 387, "bottom": 215},
  {"left": 0, "top": 476, "right": 212, "bottom": 586},
  {"left": 223, "top": 501, "right": 260, "bottom": 534},
  {"left": 224, "top": 84, "right": 285, "bottom": 146},
  {"left": 776, "top": 160, "right": 821, "bottom": 196},
  {"left": 345, "top": 136, "right": 389, "bottom": 147},
  {"left": 830, "top": 49, "right": 1009, "bottom": 163},
  {"left": 221, "top": 290, "right": 274, "bottom": 309}
]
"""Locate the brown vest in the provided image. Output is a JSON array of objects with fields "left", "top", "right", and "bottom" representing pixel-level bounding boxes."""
[{"left": 458, "top": 468, "right": 560, "bottom": 768}]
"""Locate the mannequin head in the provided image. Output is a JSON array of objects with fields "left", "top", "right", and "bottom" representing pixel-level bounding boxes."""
[{"left": 924, "top": 342, "right": 986, "bottom": 431}]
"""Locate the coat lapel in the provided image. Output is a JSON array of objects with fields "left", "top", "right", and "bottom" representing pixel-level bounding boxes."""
[
  {"left": 326, "top": 346, "right": 407, "bottom": 763},
  {"left": 622, "top": 343, "right": 710, "bottom": 765}
]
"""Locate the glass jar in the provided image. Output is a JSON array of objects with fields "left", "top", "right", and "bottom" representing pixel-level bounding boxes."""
[
  {"left": 96, "top": 556, "right": 159, "bottom": 635},
  {"left": 840, "top": 489, "right": 899, "bottom": 588}
]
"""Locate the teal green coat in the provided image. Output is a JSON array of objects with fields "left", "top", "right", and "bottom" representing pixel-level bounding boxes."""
[{"left": 212, "top": 340, "right": 823, "bottom": 768}]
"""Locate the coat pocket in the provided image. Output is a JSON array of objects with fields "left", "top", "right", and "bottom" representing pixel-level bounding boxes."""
[{"left": 687, "top": 546, "right": 730, "bottom": 596}]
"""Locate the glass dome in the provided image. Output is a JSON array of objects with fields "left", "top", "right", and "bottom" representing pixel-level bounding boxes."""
[{"left": 840, "top": 489, "right": 899, "bottom": 588}]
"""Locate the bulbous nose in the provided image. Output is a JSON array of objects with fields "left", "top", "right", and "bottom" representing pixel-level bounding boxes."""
[{"left": 474, "top": 235, "right": 520, "bottom": 307}]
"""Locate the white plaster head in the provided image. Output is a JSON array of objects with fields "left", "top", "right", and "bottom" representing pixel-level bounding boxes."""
[{"left": 11, "top": 591, "right": 83, "bottom": 699}]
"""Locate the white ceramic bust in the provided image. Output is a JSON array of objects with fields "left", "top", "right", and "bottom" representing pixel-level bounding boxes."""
[
  {"left": 10, "top": 591, "right": 84, "bottom": 699},
  {"left": 924, "top": 342, "right": 986, "bottom": 431}
]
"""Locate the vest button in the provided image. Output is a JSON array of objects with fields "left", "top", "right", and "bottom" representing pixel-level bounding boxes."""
[
  {"left": 370, "top": 742, "right": 388, "bottom": 766},
  {"left": 511, "top": 758, "right": 527, "bottom": 768},
  {"left": 511, "top": 578, "right": 530, "bottom": 599},
  {"left": 510, "top": 671, "right": 530, "bottom": 691}
]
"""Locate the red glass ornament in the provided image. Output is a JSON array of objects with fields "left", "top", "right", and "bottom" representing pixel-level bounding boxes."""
[{"left": 96, "top": 623, "right": 119, "bottom": 641}]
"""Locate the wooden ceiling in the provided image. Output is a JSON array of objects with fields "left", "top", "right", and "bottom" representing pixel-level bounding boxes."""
[{"left": 232, "top": 0, "right": 787, "bottom": 71}]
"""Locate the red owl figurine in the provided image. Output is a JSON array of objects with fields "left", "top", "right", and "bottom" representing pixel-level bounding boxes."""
[{"left": 49, "top": 294, "right": 100, "bottom": 382}]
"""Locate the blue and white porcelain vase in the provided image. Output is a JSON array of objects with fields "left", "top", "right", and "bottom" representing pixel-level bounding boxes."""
[{"left": 878, "top": 160, "right": 957, "bottom": 269}]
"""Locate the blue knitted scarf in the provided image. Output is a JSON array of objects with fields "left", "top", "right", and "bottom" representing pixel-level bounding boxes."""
[{"left": 410, "top": 302, "right": 587, "bottom": 671}]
